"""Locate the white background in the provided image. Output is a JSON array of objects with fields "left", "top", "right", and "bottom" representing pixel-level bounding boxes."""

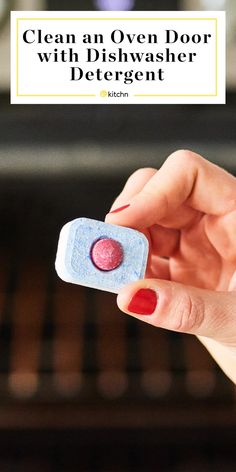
[{"left": 11, "top": 11, "right": 225, "bottom": 104}]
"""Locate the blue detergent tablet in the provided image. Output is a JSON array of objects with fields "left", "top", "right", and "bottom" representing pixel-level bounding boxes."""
[{"left": 55, "top": 217, "right": 149, "bottom": 293}]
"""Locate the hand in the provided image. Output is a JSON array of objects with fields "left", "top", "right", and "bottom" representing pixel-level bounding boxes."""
[{"left": 105, "top": 150, "right": 236, "bottom": 383}]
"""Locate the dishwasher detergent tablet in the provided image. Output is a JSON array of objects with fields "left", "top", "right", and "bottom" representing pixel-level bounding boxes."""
[{"left": 55, "top": 217, "right": 149, "bottom": 293}]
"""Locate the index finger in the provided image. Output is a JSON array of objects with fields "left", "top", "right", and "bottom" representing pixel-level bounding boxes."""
[{"left": 106, "top": 150, "right": 236, "bottom": 229}]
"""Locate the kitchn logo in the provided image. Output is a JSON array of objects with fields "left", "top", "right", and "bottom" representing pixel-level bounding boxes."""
[{"left": 100, "top": 90, "right": 129, "bottom": 98}]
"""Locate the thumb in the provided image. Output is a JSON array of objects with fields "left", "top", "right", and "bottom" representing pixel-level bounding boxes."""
[{"left": 117, "top": 279, "right": 236, "bottom": 343}]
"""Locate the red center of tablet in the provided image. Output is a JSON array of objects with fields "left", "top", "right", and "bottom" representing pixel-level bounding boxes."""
[{"left": 91, "top": 238, "right": 123, "bottom": 271}]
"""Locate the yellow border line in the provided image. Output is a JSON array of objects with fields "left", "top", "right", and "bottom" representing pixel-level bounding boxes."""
[
  {"left": 16, "top": 95, "right": 97, "bottom": 97},
  {"left": 16, "top": 18, "right": 19, "bottom": 96},
  {"left": 135, "top": 18, "right": 218, "bottom": 98},
  {"left": 16, "top": 17, "right": 97, "bottom": 97},
  {"left": 16, "top": 17, "right": 219, "bottom": 99},
  {"left": 215, "top": 18, "right": 218, "bottom": 96},
  {"left": 19, "top": 18, "right": 217, "bottom": 21},
  {"left": 134, "top": 94, "right": 217, "bottom": 97}
]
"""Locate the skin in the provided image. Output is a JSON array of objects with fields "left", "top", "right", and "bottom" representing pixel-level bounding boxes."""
[{"left": 105, "top": 150, "right": 236, "bottom": 384}]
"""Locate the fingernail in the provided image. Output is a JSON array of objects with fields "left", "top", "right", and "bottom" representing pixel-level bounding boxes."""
[
  {"left": 128, "top": 288, "right": 158, "bottom": 315},
  {"left": 109, "top": 204, "right": 130, "bottom": 214}
]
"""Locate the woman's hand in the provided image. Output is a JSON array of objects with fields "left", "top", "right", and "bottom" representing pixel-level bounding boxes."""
[{"left": 105, "top": 150, "right": 236, "bottom": 383}]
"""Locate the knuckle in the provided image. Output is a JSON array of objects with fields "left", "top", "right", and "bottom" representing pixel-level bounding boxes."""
[
  {"left": 167, "top": 149, "right": 198, "bottom": 167},
  {"left": 127, "top": 167, "right": 157, "bottom": 182},
  {"left": 172, "top": 292, "right": 205, "bottom": 333}
]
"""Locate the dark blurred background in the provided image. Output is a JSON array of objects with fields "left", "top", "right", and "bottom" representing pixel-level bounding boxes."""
[{"left": 0, "top": 0, "right": 236, "bottom": 471}]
